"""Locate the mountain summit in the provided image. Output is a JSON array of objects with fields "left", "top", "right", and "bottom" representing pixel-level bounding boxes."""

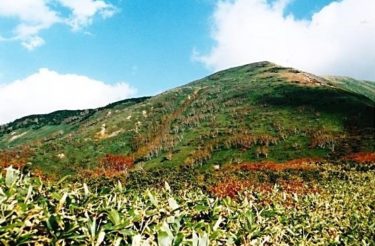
[{"left": 0, "top": 62, "right": 374, "bottom": 177}]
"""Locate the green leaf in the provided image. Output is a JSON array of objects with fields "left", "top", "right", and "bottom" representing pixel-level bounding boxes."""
[
  {"left": 46, "top": 215, "right": 59, "bottom": 233},
  {"left": 109, "top": 209, "right": 121, "bottom": 226},
  {"left": 96, "top": 230, "right": 105, "bottom": 246},
  {"left": 83, "top": 183, "right": 90, "bottom": 197},
  {"left": 5, "top": 166, "right": 19, "bottom": 187},
  {"left": 199, "top": 232, "right": 209, "bottom": 246},
  {"left": 90, "top": 218, "right": 97, "bottom": 239},
  {"left": 192, "top": 231, "right": 198, "bottom": 246},
  {"left": 158, "top": 231, "right": 173, "bottom": 246},
  {"left": 24, "top": 185, "right": 33, "bottom": 204},
  {"left": 158, "top": 222, "right": 174, "bottom": 246},
  {"left": 165, "top": 182, "right": 171, "bottom": 193},
  {"left": 213, "top": 216, "right": 223, "bottom": 231},
  {"left": 56, "top": 175, "right": 71, "bottom": 186},
  {"left": 56, "top": 192, "right": 68, "bottom": 211},
  {"left": 116, "top": 181, "right": 123, "bottom": 192},
  {"left": 147, "top": 190, "right": 158, "bottom": 207},
  {"left": 168, "top": 197, "right": 179, "bottom": 211},
  {"left": 114, "top": 237, "right": 123, "bottom": 246},
  {"left": 173, "top": 233, "right": 184, "bottom": 246},
  {"left": 131, "top": 234, "right": 142, "bottom": 246}
]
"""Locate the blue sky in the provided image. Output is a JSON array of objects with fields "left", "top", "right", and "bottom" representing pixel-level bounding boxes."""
[
  {"left": 0, "top": 0, "right": 374, "bottom": 124},
  {"left": 0, "top": 0, "right": 336, "bottom": 94},
  {"left": 0, "top": 0, "right": 215, "bottom": 95}
]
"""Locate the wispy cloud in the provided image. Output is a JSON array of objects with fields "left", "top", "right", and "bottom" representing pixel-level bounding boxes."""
[
  {"left": 0, "top": 68, "right": 136, "bottom": 124},
  {"left": 197, "top": 0, "right": 375, "bottom": 80},
  {"left": 0, "top": 0, "right": 117, "bottom": 50},
  {"left": 58, "top": 0, "right": 117, "bottom": 31}
]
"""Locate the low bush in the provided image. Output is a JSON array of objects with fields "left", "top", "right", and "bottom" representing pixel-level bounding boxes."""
[{"left": 1, "top": 164, "right": 373, "bottom": 245}]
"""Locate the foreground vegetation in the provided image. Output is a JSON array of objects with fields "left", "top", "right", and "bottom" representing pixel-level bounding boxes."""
[{"left": 1, "top": 159, "right": 374, "bottom": 245}]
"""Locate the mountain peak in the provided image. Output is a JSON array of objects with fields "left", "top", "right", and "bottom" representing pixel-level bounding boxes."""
[{"left": 0, "top": 63, "right": 374, "bottom": 178}]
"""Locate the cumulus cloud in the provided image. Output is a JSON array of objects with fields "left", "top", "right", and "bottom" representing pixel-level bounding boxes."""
[
  {"left": 0, "top": 0, "right": 117, "bottom": 50},
  {"left": 198, "top": 0, "right": 375, "bottom": 80},
  {"left": 0, "top": 69, "right": 137, "bottom": 125},
  {"left": 0, "top": 0, "right": 60, "bottom": 49}
]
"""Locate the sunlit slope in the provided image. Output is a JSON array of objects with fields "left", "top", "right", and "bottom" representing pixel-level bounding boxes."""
[
  {"left": 325, "top": 76, "right": 375, "bottom": 102},
  {"left": 0, "top": 62, "right": 374, "bottom": 177},
  {"left": 0, "top": 97, "right": 149, "bottom": 148}
]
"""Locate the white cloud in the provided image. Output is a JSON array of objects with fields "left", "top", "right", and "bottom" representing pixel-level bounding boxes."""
[
  {"left": 0, "top": 0, "right": 117, "bottom": 50},
  {"left": 58, "top": 0, "right": 117, "bottom": 31},
  {"left": 0, "top": 0, "right": 60, "bottom": 49},
  {"left": 21, "top": 36, "right": 46, "bottom": 50},
  {"left": 0, "top": 68, "right": 137, "bottom": 125},
  {"left": 198, "top": 0, "right": 375, "bottom": 80}
]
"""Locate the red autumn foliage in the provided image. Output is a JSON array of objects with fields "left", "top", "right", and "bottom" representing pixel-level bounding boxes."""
[
  {"left": 0, "top": 147, "right": 32, "bottom": 169},
  {"left": 101, "top": 154, "right": 134, "bottom": 172},
  {"left": 345, "top": 152, "right": 375, "bottom": 164},
  {"left": 210, "top": 178, "right": 252, "bottom": 198},
  {"left": 210, "top": 158, "right": 320, "bottom": 198}
]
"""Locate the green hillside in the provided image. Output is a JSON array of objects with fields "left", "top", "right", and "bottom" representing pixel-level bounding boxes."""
[
  {"left": 0, "top": 62, "right": 374, "bottom": 178},
  {"left": 325, "top": 76, "right": 375, "bottom": 102}
]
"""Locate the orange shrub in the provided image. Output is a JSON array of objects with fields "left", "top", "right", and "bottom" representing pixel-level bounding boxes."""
[
  {"left": 0, "top": 147, "right": 32, "bottom": 169},
  {"left": 101, "top": 154, "right": 134, "bottom": 172},
  {"left": 210, "top": 178, "right": 252, "bottom": 198},
  {"left": 345, "top": 152, "right": 375, "bottom": 164}
]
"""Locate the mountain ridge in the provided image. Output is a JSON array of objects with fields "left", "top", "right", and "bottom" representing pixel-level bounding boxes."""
[
  {"left": 2, "top": 61, "right": 374, "bottom": 129},
  {"left": 0, "top": 61, "right": 374, "bottom": 178}
]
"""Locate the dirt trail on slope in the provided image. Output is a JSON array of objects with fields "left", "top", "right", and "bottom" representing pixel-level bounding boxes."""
[{"left": 134, "top": 87, "right": 205, "bottom": 160}]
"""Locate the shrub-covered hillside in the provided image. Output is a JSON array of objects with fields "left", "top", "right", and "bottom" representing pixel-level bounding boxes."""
[{"left": 0, "top": 62, "right": 374, "bottom": 178}]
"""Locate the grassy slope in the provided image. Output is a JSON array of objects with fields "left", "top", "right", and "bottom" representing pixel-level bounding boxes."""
[
  {"left": 325, "top": 76, "right": 375, "bottom": 102},
  {"left": 0, "top": 97, "right": 149, "bottom": 148},
  {"left": 0, "top": 62, "right": 374, "bottom": 177}
]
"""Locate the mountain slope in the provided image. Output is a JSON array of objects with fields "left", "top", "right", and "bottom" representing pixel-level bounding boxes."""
[
  {"left": 325, "top": 76, "right": 375, "bottom": 102},
  {"left": 1, "top": 61, "right": 374, "bottom": 177},
  {"left": 0, "top": 97, "right": 149, "bottom": 148}
]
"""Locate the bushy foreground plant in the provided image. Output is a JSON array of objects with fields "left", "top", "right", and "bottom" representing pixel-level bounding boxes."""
[{"left": 0, "top": 165, "right": 374, "bottom": 245}]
